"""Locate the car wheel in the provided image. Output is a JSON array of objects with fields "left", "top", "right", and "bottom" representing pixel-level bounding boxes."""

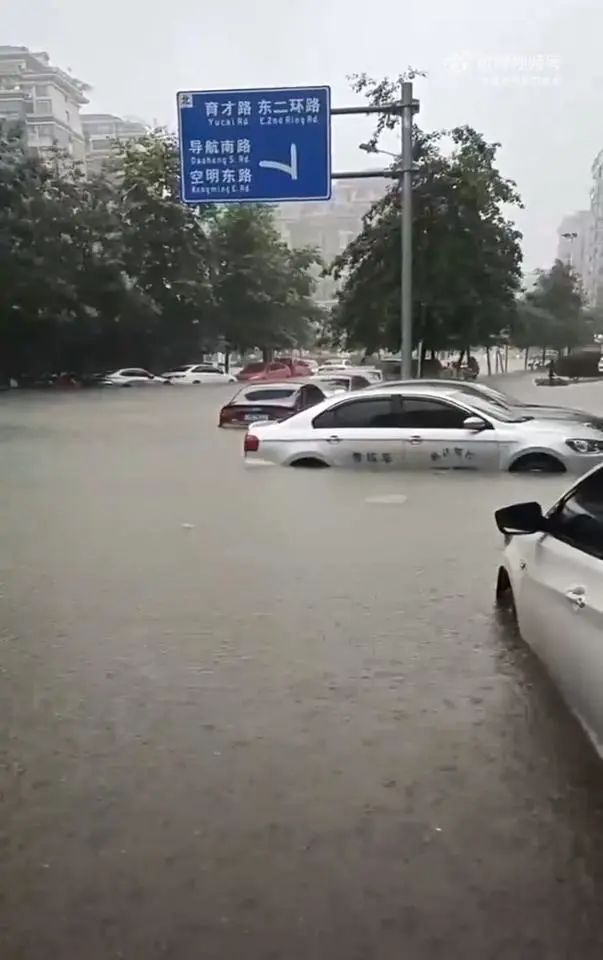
[
  {"left": 495, "top": 566, "right": 517, "bottom": 622},
  {"left": 509, "top": 453, "right": 565, "bottom": 474},
  {"left": 193, "top": 380, "right": 200, "bottom": 384},
  {"left": 290, "top": 458, "right": 329, "bottom": 469}
]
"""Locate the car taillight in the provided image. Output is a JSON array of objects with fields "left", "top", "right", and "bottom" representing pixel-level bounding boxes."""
[
  {"left": 219, "top": 406, "right": 236, "bottom": 425},
  {"left": 244, "top": 433, "right": 260, "bottom": 453}
]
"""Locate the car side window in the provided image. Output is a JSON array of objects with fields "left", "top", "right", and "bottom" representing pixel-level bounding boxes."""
[
  {"left": 398, "top": 398, "right": 473, "bottom": 429},
  {"left": 548, "top": 471, "right": 603, "bottom": 560},
  {"left": 300, "top": 385, "right": 325, "bottom": 407},
  {"left": 313, "top": 398, "right": 395, "bottom": 429}
]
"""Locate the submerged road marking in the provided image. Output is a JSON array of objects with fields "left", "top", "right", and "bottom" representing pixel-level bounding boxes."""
[{"left": 365, "top": 494, "right": 408, "bottom": 505}]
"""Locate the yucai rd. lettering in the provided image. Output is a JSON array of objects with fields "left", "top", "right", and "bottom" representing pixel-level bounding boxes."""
[{"left": 179, "top": 93, "right": 322, "bottom": 128}]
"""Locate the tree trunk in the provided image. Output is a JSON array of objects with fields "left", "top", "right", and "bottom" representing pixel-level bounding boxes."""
[
  {"left": 486, "top": 346, "right": 492, "bottom": 376},
  {"left": 541, "top": 346, "right": 546, "bottom": 365},
  {"left": 524, "top": 347, "right": 529, "bottom": 370}
]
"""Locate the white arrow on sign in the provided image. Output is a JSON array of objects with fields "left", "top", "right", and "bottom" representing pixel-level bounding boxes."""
[{"left": 258, "top": 143, "right": 298, "bottom": 181}]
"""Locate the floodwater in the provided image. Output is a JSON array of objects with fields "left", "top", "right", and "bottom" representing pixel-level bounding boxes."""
[{"left": 3, "top": 375, "right": 603, "bottom": 959}]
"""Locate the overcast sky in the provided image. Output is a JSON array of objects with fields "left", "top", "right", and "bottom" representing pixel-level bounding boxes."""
[{"left": 3, "top": 0, "right": 603, "bottom": 269}]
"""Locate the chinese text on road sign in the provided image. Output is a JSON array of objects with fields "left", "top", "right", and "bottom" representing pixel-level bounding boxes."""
[{"left": 177, "top": 86, "right": 331, "bottom": 204}]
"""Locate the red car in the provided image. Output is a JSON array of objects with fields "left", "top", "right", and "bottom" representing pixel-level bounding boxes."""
[{"left": 236, "top": 359, "right": 313, "bottom": 382}]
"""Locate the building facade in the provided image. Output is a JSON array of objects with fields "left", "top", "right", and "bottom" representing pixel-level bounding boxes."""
[
  {"left": 82, "top": 113, "right": 148, "bottom": 175},
  {"left": 273, "top": 179, "right": 388, "bottom": 302},
  {"left": 0, "top": 46, "right": 89, "bottom": 163},
  {"left": 556, "top": 210, "right": 591, "bottom": 295},
  {"left": 585, "top": 150, "right": 603, "bottom": 308}
]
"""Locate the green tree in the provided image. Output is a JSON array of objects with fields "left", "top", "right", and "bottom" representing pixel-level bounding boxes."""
[
  {"left": 0, "top": 122, "right": 149, "bottom": 376},
  {"left": 0, "top": 123, "right": 323, "bottom": 378},
  {"left": 212, "top": 205, "right": 321, "bottom": 358},
  {"left": 330, "top": 75, "right": 523, "bottom": 357},
  {"left": 523, "top": 260, "right": 587, "bottom": 352},
  {"left": 113, "top": 131, "right": 218, "bottom": 366}
]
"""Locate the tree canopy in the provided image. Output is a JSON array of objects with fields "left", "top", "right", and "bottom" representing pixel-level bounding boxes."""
[
  {"left": 329, "top": 74, "right": 524, "bottom": 355},
  {"left": 513, "top": 260, "right": 592, "bottom": 353},
  {"left": 0, "top": 124, "right": 321, "bottom": 377}
]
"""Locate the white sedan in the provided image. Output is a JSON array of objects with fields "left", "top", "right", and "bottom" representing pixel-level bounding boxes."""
[
  {"left": 243, "top": 385, "right": 603, "bottom": 472},
  {"left": 162, "top": 363, "right": 236, "bottom": 384},
  {"left": 102, "top": 368, "right": 169, "bottom": 386},
  {"left": 495, "top": 464, "right": 603, "bottom": 755}
]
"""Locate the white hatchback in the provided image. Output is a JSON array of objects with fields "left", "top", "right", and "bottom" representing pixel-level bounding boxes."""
[{"left": 495, "top": 465, "right": 603, "bottom": 755}]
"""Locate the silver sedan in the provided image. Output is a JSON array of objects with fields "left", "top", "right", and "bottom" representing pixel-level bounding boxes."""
[
  {"left": 243, "top": 385, "right": 603, "bottom": 473},
  {"left": 367, "top": 378, "right": 603, "bottom": 425}
]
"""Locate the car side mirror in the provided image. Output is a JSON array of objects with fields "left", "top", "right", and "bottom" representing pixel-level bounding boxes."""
[
  {"left": 463, "top": 416, "right": 488, "bottom": 431},
  {"left": 495, "top": 501, "right": 547, "bottom": 535}
]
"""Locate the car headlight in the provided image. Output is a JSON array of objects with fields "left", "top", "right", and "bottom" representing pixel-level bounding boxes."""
[{"left": 565, "top": 438, "right": 603, "bottom": 454}]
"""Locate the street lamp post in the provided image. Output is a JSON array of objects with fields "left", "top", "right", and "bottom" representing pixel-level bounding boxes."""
[
  {"left": 361, "top": 82, "right": 415, "bottom": 379},
  {"left": 561, "top": 231, "right": 578, "bottom": 269}
]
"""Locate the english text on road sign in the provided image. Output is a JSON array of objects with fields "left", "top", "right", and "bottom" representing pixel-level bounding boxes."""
[{"left": 177, "top": 86, "right": 331, "bottom": 204}]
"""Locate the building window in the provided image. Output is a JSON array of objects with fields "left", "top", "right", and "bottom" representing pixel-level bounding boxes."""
[
  {"left": 35, "top": 99, "right": 52, "bottom": 115},
  {"left": 0, "top": 99, "right": 24, "bottom": 114},
  {"left": 34, "top": 84, "right": 49, "bottom": 96}
]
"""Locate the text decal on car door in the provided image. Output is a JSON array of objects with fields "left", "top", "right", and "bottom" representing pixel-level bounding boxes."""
[{"left": 352, "top": 452, "right": 393, "bottom": 464}]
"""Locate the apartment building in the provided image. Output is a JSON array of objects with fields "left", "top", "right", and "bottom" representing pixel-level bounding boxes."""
[
  {"left": 0, "top": 45, "right": 88, "bottom": 163},
  {"left": 273, "top": 179, "right": 388, "bottom": 302},
  {"left": 585, "top": 149, "right": 603, "bottom": 308},
  {"left": 82, "top": 113, "right": 148, "bottom": 175}
]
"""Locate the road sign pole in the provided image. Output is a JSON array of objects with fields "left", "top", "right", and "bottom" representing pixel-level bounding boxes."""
[{"left": 400, "top": 81, "right": 413, "bottom": 380}]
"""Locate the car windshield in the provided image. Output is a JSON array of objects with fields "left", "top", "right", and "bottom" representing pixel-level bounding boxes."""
[
  {"left": 461, "top": 382, "right": 520, "bottom": 408},
  {"left": 457, "top": 394, "right": 532, "bottom": 422},
  {"left": 233, "top": 387, "right": 296, "bottom": 403},
  {"left": 169, "top": 364, "right": 193, "bottom": 372},
  {"left": 317, "top": 377, "right": 350, "bottom": 387},
  {"left": 241, "top": 362, "right": 265, "bottom": 373}
]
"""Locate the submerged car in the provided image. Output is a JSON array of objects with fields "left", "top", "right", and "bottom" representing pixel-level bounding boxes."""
[
  {"left": 102, "top": 368, "right": 169, "bottom": 386},
  {"left": 162, "top": 363, "right": 236, "bottom": 384},
  {"left": 368, "top": 379, "right": 603, "bottom": 427},
  {"left": 310, "top": 373, "right": 373, "bottom": 392},
  {"left": 495, "top": 464, "right": 603, "bottom": 755},
  {"left": 236, "top": 359, "right": 312, "bottom": 382},
  {"left": 243, "top": 385, "right": 603, "bottom": 472},
  {"left": 219, "top": 380, "right": 329, "bottom": 428}
]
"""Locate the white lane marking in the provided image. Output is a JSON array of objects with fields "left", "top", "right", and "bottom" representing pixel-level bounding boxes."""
[{"left": 365, "top": 494, "right": 408, "bottom": 505}]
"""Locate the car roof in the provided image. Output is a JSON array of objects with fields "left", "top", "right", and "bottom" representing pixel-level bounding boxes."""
[{"left": 364, "top": 383, "right": 463, "bottom": 398}]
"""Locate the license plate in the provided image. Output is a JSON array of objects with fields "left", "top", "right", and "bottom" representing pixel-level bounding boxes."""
[{"left": 244, "top": 412, "right": 266, "bottom": 422}]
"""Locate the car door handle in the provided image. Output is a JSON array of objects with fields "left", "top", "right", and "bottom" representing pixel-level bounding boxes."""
[
  {"left": 409, "top": 435, "right": 423, "bottom": 445},
  {"left": 326, "top": 435, "right": 341, "bottom": 444},
  {"left": 565, "top": 588, "right": 586, "bottom": 609}
]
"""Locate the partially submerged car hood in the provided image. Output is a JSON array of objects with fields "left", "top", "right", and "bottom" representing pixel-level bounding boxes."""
[{"left": 522, "top": 404, "right": 603, "bottom": 429}]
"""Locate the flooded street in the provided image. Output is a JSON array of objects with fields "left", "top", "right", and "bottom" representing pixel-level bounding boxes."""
[{"left": 4, "top": 376, "right": 603, "bottom": 958}]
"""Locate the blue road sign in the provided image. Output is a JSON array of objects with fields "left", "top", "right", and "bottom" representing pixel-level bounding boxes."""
[{"left": 177, "top": 86, "right": 331, "bottom": 204}]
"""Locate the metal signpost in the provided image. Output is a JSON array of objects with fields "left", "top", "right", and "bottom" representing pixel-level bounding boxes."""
[
  {"left": 177, "top": 86, "right": 331, "bottom": 204},
  {"left": 177, "top": 83, "right": 418, "bottom": 376}
]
